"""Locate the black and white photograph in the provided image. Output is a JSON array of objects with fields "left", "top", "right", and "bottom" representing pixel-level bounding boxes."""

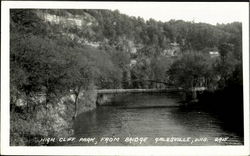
[{"left": 1, "top": 1, "right": 249, "bottom": 155}]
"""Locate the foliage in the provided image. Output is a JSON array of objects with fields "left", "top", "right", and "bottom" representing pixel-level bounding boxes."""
[
  {"left": 168, "top": 52, "right": 214, "bottom": 90},
  {"left": 10, "top": 9, "right": 98, "bottom": 145},
  {"left": 214, "top": 43, "right": 241, "bottom": 89}
]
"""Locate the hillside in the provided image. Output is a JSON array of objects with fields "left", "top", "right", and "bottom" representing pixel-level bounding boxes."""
[
  {"left": 11, "top": 9, "right": 241, "bottom": 88},
  {"left": 35, "top": 9, "right": 241, "bottom": 55}
]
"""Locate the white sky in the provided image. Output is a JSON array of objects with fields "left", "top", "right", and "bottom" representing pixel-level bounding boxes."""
[
  {"left": 3, "top": 2, "right": 248, "bottom": 25},
  {"left": 109, "top": 2, "right": 248, "bottom": 25}
]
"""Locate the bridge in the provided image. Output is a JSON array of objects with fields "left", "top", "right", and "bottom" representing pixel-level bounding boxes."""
[
  {"left": 96, "top": 88, "right": 183, "bottom": 106},
  {"left": 96, "top": 87, "right": 206, "bottom": 106},
  {"left": 95, "top": 79, "right": 207, "bottom": 105}
]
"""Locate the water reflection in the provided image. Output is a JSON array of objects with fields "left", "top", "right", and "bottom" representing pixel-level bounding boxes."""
[{"left": 70, "top": 92, "right": 243, "bottom": 146}]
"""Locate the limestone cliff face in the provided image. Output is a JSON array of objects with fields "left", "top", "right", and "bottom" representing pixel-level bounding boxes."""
[
  {"left": 36, "top": 10, "right": 100, "bottom": 47},
  {"left": 35, "top": 10, "right": 138, "bottom": 54},
  {"left": 36, "top": 10, "right": 97, "bottom": 28}
]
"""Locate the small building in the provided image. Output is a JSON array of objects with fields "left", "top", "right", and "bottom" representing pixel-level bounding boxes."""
[
  {"left": 130, "top": 59, "right": 137, "bottom": 66},
  {"left": 209, "top": 51, "right": 220, "bottom": 58},
  {"left": 163, "top": 42, "right": 181, "bottom": 57}
]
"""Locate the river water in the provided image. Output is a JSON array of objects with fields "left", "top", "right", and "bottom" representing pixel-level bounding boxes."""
[{"left": 67, "top": 92, "right": 243, "bottom": 146}]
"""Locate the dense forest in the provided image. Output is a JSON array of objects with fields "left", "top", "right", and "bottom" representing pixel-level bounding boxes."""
[{"left": 10, "top": 9, "right": 243, "bottom": 145}]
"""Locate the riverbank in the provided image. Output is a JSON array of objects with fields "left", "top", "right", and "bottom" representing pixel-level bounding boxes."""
[{"left": 10, "top": 89, "right": 97, "bottom": 146}]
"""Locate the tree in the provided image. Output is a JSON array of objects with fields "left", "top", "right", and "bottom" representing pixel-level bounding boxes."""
[
  {"left": 168, "top": 52, "right": 213, "bottom": 99},
  {"left": 214, "top": 43, "right": 240, "bottom": 89}
]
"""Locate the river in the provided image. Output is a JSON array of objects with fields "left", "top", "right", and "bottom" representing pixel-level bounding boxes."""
[{"left": 64, "top": 92, "right": 243, "bottom": 146}]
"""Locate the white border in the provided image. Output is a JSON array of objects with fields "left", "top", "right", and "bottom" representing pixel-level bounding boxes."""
[{"left": 1, "top": 1, "right": 249, "bottom": 155}]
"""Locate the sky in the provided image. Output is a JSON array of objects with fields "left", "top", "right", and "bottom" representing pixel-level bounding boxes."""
[
  {"left": 108, "top": 2, "right": 248, "bottom": 25},
  {"left": 3, "top": 2, "right": 248, "bottom": 25}
]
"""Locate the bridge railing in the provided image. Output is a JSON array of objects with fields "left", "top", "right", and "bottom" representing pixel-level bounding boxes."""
[
  {"left": 96, "top": 87, "right": 206, "bottom": 94},
  {"left": 96, "top": 88, "right": 181, "bottom": 94}
]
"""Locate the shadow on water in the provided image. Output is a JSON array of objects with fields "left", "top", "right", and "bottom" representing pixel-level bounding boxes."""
[
  {"left": 196, "top": 87, "right": 244, "bottom": 139},
  {"left": 170, "top": 106, "right": 244, "bottom": 145}
]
